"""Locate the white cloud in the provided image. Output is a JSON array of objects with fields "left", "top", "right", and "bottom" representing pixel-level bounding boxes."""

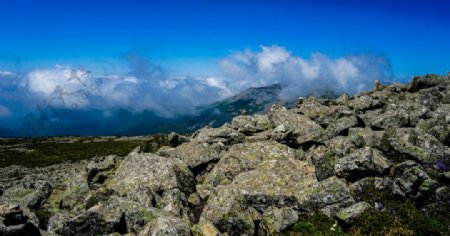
[
  {"left": 24, "top": 66, "right": 93, "bottom": 108},
  {"left": 10, "top": 46, "right": 393, "bottom": 117},
  {"left": 257, "top": 46, "right": 291, "bottom": 72},
  {"left": 0, "top": 105, "right": 11, "bottom": 117},
  {"left": 21, "top": 64, "right": 231, "bottom": 116},
  {"left": 219, "top": 46, "right": 393, "bottom": 99},
  {"left": 0, "top": 70, "right": 16, "bottom": 78}
]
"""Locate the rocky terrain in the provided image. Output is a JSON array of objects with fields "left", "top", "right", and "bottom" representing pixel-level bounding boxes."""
[{"left": 1, "top": 74, "right": 449, "bottom": 235}]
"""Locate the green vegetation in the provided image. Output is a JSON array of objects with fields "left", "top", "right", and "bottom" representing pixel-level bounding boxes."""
[
  {"left": 282, "top": 213, "right": 345, "bottom": 236},
  {"left": 281, "top": 199, "right": 449, "bottom": 236},
  {"left": 282, "top": 183, "right": 450, "bottom": 236},
  {"left": 0, "top": 135, "right": 168, "bottom": 167},
  {"left": 349, "top": 199, "right": 449, "bottom": 236}
]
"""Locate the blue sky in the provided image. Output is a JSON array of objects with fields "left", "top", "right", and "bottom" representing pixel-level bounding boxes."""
[
  {"left": 1, "top": 0, "right": 449, "bottom": 76},
  {"left": 0, "top": 0, "right": 449, "bottom": 135}
]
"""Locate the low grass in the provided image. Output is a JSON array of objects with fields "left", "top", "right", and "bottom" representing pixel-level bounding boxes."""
[
  {"left": 0, "top": 135, "right": 168, "bottom": 167},
  {"left": 282, "top": 186, "right": 450, "bottom": 236}
]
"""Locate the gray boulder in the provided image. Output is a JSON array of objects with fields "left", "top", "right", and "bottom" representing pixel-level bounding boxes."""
[
  {"left": 268, "top": 105, "right": 324, "bottom": 145},
  {"left": 86, "top": 155, "right": 117, "bottom": 189},
  {"left": 366, "top": 109, "right": 410, "bottom": 129},
  {"left": 407, "top": 74, "right": 449, "bottom": 92},
  {"left": 417, "top": 115, "right": 449, "bottom": 144},
  {"left": 303, "top": 176, "right": 356, "bottom": 216},
  {"left": 201, "top": 158, "right": 355, "bottom": 235},
  {"left": 336, "top": 202, "right": 371, "bottom": 224},
  {"left": 296, "top": 97, "right": 333, "bottom": 127},
  {"left": 348, "top": 128, "right": 385, "bottom": 150},
  {"left": 348, "top": 95, "right": 378, "bottom": 111},
  {"left": 334, "top": 147, "right": 391, "bottom": 181},
  {"left": 138, "top": 215, "right": 191, "bottom": 236},
  {"left": 392, "top": 160, "right": 437, "bottom": 197},
  {"left": 258, "top": 207, "right": 298, "bottom": 235},
  {"left": 168, "top": 132, "right": 190, "bottom": 147},
  {"left": 306, "top": 145, "right": 335, "bottom": 181},
  {"left": 323, "top": 116, "right": 359, "bottom": 139},
  {"left": 0, "top": 203, "right": 40, "bottom": 236},
  {"left": 349, "top": 177, "right": 394, "bottom": 201},
  {"left": 108, "top": 153, "right": 194, "bottom": 208},
  {"left": 47, "top": 210, "right": 120, "bottom": 236},
  {"left": 200, "top": 185, "right": 254, "bottom": 235},
  {"left": 157, "top": 141, "right": 221, "bottom": 169},
  {"left": 192, "top": 126, "right": 244, "bottom": 145},
  {"left": 201, "top": 141, "right": 303, "bottom": 191},
  {"left": 231, "top": 114, "right": 272, "bottom": 135},
  {"left": 60, "top": 169, "right": 90, "bottom": 210},
  {"left": 26, "top": 181, "right": 52, "bottom": 209},
  {"left": 387, "top": 128, "right": 445, "bottom": 164},
  {"left": 324, "top": 136, "right": 356, "bottom": 158}
]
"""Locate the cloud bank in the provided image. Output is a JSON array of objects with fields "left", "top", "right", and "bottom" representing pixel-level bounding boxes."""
[
  {"left": 2, "top": 45, "right": 394, "bottom": 119},
  {"left": 219, "top": 46, "right": 394, "bottom": 100},
  {"left": 0, "top": 104, "right": 11, "bottom": 117}
]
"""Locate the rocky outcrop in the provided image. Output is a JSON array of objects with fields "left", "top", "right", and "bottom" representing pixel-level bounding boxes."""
[
  {"left": 0, "top": 204, "right": 40, "bottom": 235},
  {"left": 334, "top": 147, "right": 392, "bottom": 181},
  {"left": 0, "top": 74, "right": 449, "bottom": 235},
  {"left": 336, "top": 202, "right": 371, "bottom": 224}
]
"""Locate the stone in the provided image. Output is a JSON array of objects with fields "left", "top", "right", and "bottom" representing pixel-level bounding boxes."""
[
  {"left": 191, "top": 222, "right": 220, "bottom": 236},
  {"left": 47, "top": 210, "right": 120, "bottom": 236},
  {"left": 387, "top": 128, "right": 445, "bottom": 164},
  {"left": 296, "top": 97, "right": 331, "bottom": 124},
  {"left": 303, "top": 176, "right": 356, "bottom": 216},
  {"left": 199, "top": 186, "right": 255, "bottom": 235},
  {"left": 348, "top": 95, "right": 376, "bottom": 111},
  {"left": 407, "top": 74, "right": 449, "bottom": 92},
  {"left": 336, "top": 202, "right": 371, "bottom": 224},
  {"left": 323, "top": 116, "right": 359, "bottom": 139},
  {"left": 324, "top": 136, "right": 356, "bottom": 157},
  {"left": 260, "top": 207, "right": 298, "bottom": 235},
  {"left": 231, "top": 158, "right": 318, "bottom": 210},
  {"left": 392, "top": 161, "right": 435, "bottom": 197},
  {"left": 374, "top": 80, "right": 381, "bottom": 91},
  {"left": 157, "top": 141, "right": 221, "bottom": 169},
  {"left": 201, "top": 158, "right": 354, "bottom": 235},
  {"left": 444, "top": 171, "right": 450, "bottom": 181},
  {"left": 202, "top": 141, "right": 303, "bottom": 191},
  {"left": 417, "top": 115, "right": 449, "bottom": 144},
  {"left": 368, "top": 109, "right": 410, "bottom": 129},
  {"left": 168, "top": 132, "right": 190, "bottom": 147},
  {"left": 60, "top": 170, "right": 90, "bottom": 210},
  {"left": 138, "top": 216, "right": 190, "bottom": 236},
  {"left": 435, "top": 186, "right": 450, "bottom": 204},
  {"left": 192, "top": 126, "right": 245, "bottom": 145},
  {"left": 334, "top": 147, "right": 391, "bottom": 181},
  {"left": 306, "top": 145, "right": 335, "bottom": 181},
  {"left": 348, "top": 128, "right": 385, "bottom": 150},
  {"left": 336, "top": 93, "right": 350, "bottom": 105},
  {"left": 268, "top": 105, "right": 324, "bottom": 145},
  {"left": 231, "top": 114, "right": 272, "bottom": 135},
  {"left": 26, "top": 181, "right": 53, "bottom": 209},
  {"left": 108, "top": 153, "right": 194, "bottom": 208},
  {"left": 349, "top": 177, "right": 394, "bottom": 201},
  {"left": 86, "top": 155, "right": 117, "bottom": 188},
  {"left": 156, "top": 189, "right": 185, "bottom": 216}
]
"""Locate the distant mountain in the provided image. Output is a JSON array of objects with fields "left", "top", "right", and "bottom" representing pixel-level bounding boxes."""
[
  {"left": 182, "top": 84, "right": 286, "bottom": 131},
  {"left": 8, "top": 84, "right": 292, "bottom": 137},
  {"left": 102, "top": 84, "right": 289, "bottom": 135},
  {"left": 0, "top": 127, "right": 19, "bottom": 138}
]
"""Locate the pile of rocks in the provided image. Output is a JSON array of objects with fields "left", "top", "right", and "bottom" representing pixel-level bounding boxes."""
[{"left": 0, "top": 74, "right": 449, "bottom": 235}]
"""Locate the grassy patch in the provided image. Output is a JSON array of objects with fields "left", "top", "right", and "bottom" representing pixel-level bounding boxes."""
[
  {"left": 0, "top": 135, "right": 168, "bottom": 167},
  {"left": 349, "top": 199, "right": 450, "bottom": 236},
  {"left": 282, "top": 213, "right": 346, "bottom": 236}
]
